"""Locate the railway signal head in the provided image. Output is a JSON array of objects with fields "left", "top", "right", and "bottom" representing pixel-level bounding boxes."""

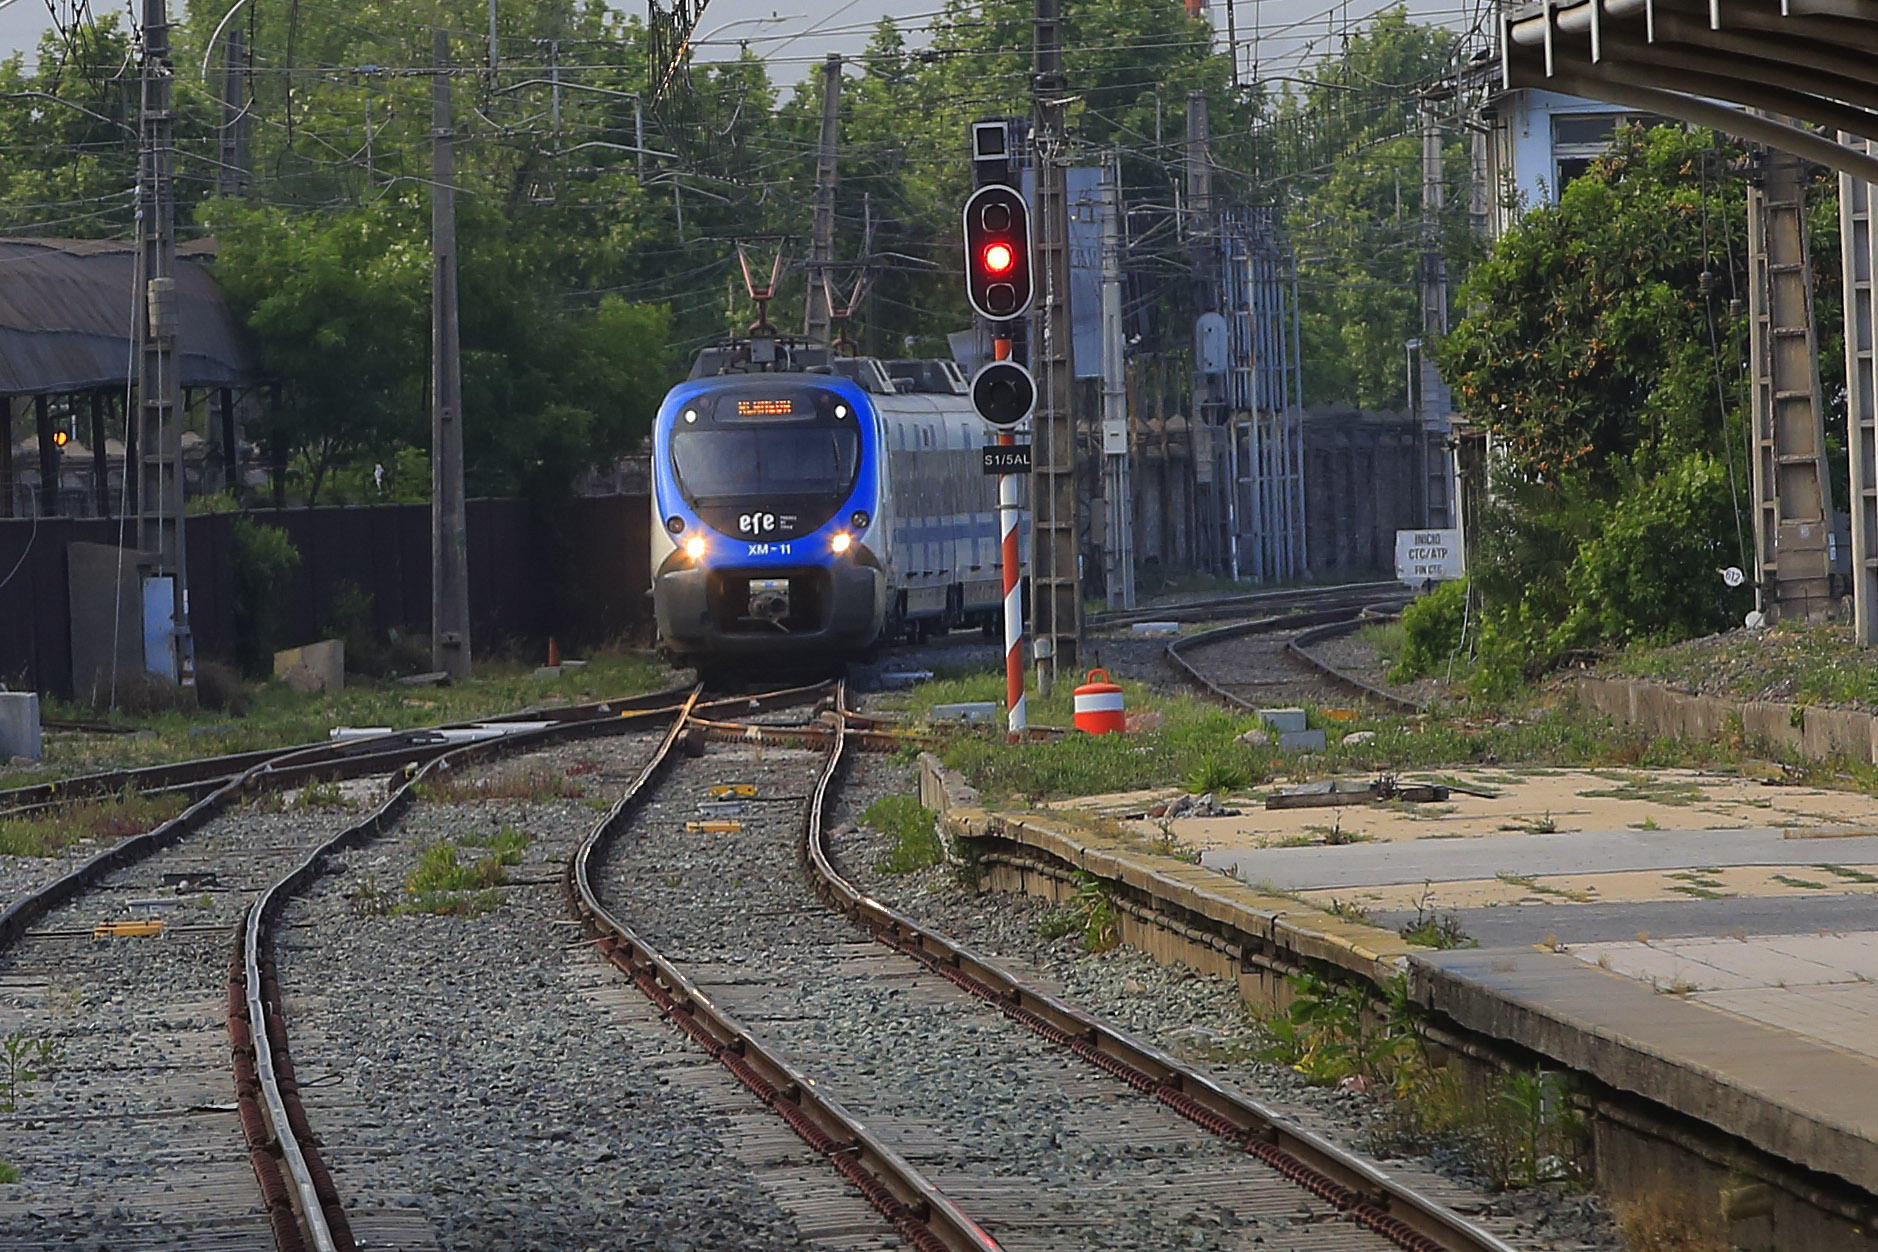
[
  {"left": 963, "top": 184, "right": 1032, "bottom": 321},
  {"left": 970, "top": 360, "right": 1036, "bottom": 428}
]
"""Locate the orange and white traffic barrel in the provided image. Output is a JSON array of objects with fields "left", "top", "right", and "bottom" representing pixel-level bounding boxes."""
[{"left": 1073, "top": 669, "right": 1126, "bottom": 735}]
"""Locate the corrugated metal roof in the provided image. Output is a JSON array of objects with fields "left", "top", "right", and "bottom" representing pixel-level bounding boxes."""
[{"left": 0, "top": 237, "right": 251, "bottom": 397}]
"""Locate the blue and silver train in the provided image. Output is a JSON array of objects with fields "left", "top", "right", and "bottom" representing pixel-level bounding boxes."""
[{"left": 650, "top": 345, "right": 1011, "bottom": 672}]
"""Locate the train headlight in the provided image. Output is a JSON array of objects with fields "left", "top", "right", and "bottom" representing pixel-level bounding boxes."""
[
  {"left": 684, "top": 535, "right": 707, "bottom": 562},
  {"left": 830, "top": 531, "right": 853, "bottom": 555},
  {"left": 682, "top": 408, "right": 698, "bottom": 424},
  {"left": 849, "top": 510, "right": 870, "bottom": 531},
  {"left": 665, "top": 515, "right": 685, "bottom": 534}
]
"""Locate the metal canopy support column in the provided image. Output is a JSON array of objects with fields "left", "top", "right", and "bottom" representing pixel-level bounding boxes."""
[
  {"left": 1748, "top": 148, "right": 1835, "bottom": 623},
  {"left": 1842, "top": 134, "right": 1878, "bottom": 645}
]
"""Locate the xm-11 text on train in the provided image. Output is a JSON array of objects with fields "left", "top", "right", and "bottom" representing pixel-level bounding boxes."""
[{"left": 650, "top": 347, "right": 1018, "bottom": 671}]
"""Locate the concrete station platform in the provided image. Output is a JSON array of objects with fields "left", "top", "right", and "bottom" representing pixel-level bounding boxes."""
[{"left": 1034, "top": 765, "right": 1878, "bottom": 1202}]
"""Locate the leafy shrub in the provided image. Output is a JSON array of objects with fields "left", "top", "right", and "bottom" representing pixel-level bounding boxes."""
[
  {"left": 1559, "top": 453, "right": 1747, "bottom": 646},
  {"left": 1390, "top": 578, "right": 1470, "bottom": 682},
  {"left": 230, "top": 519, "right": 302, "bottom": 676}
]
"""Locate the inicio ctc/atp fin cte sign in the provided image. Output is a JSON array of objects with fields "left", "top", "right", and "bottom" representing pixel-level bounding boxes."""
[{"left": 1395, "top": 529, "right": 1462, "bottom": 586}]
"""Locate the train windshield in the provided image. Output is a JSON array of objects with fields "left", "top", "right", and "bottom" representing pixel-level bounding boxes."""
[{"left": 671, "top": 427, "right": 861, "bottom": 500}]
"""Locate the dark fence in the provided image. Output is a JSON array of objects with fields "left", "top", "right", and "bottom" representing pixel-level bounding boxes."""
[{"left": 0, "top": 495, "right": 651, "bottom": 698}]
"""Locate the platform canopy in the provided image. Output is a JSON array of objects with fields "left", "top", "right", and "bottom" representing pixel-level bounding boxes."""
[
  {"left": 1498, "top": 0, "right": 1878, "bottom": 182},
  {"left": 0, "top": 237, "right": 251, "bottom": 399}
]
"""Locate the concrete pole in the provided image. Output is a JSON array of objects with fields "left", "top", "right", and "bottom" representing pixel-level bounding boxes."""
[
  {"left": 805, "top": 54, "right": 842, "bottom": 344},
  {"left": 432, "top": 30, "right": 473, "bottom": 679},
  {"left": 1032, "top": 0, "right": 1081, "bottom": 678},
  {"left": 218, "top": 24, "right": 247, "bottom": 197},
  {"left": 137, "top": 0, "right": 192, "bottom": 688},
  {"left": 1420, "top": 99, "right": 1451, "bottom": 531},
  {"left": 1841, "top": 135, "right": 1878, "bottom": 644},
  {"left": 1748, "top": 148, "right": 1835, "bottom": 623},
  {"left": 1186, "top": 90, "right": 1219, "bottom": 573},
  {"left": 1100, "top": 158, "right": 1135, "bottom": 609}
]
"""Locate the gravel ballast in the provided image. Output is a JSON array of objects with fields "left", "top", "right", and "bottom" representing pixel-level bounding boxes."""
[{"left": 275, "top": 733, "right": 866, "bottom": 1252}]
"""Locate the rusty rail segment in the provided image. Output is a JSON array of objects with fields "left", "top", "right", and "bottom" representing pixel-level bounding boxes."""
[
  {"left": 0, "top": 682, "right": 710, "bottom": 824},
  {"left": 1285, "top": 611, "right": 1424, "bottom": 714},
  {"left": 1165, "top": 601, "right": 1425, "bottom": 715},
  {"left": 234, "top": 690, "right": 709, "bottom": 1250},
  {"left": 803, "top": 698, "right": 1510, "bottom": 1252},
  {"left": 569, "top": 684, "right": 1004, "bottom": 1252}
]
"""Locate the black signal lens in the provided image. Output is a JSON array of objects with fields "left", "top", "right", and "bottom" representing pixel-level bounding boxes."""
[{"left": 665, "top": 515, "right": 685, "bottom": 534}]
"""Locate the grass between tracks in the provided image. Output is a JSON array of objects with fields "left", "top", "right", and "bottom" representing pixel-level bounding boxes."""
[
  {"left": 0, "top": 790, "right": 191, "bottom": 858},
  {"left": 880, "top": 664, "right": 1843, "bottom": 806},
  {"left": 4, "top": 651, "right": 672, "bottom": 793}
]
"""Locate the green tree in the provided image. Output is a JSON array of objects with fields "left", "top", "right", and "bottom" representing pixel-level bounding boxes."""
[
  {"left": 1435, "top": 126, "right": 1756, "bottom": 686},
  {"left": 1276, "top": 10, "right": 1471, "bottom": 408}
]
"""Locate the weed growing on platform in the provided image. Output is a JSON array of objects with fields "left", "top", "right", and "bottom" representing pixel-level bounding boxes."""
[
  {"left": 0, "top": 790, "right": 189, "bottom": 858},
  {"left": 1397, "top": 882, "right": 1474, "bottom": 949},
  {"left": 866, "top": 797, "right": 943, "bottom": 874},
  {"left": 1186, "top": 756, "right": 1250, "bottom": 795}
]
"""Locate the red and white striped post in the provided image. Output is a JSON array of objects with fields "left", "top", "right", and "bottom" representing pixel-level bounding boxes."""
[{"left": 995, "top": 334, "right": 1026, "bottom": 742}]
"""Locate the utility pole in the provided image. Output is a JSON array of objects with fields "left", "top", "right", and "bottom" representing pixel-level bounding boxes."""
[
  {"left": 1418, "top": 94, "right": 1452, "bottom": 530},
  {"left": 804, "top": 53, "right": 842, "bottom": 344},
  {"left": 217, "top": 24, "right": 247, "bottom": 197},
  {"left": 1840, "top": 135, "right": 1878, "bottom": 645},
  {"left": 432, "top": 30, "right": 472, "bottom": 679},
  {"left": 1032, "top": 0, "right": 1081, "bottom": 679},
  {"left": 1186, "top": 90, "right": 1221, "bottom": 573},
  {"left": 1100, "top": 157, "right": 1135, "bottom": 610},
  {"left": 1748, "top": 147, "right": 1835, "bottom": 624},
  {"left": 137, "top": 0, "right": 193, "bottom": 689}
]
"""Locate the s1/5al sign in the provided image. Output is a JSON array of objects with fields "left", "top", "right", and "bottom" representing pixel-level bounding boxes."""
[{"left": 1395, "top": 529, "right": 1462, "bottom": 586}]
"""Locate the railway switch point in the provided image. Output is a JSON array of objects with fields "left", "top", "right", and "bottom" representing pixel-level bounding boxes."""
[{"left": 1073, "top": 670, "right": 1127, "bottom": 735}]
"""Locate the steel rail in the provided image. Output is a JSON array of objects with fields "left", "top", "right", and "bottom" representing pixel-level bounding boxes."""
[
  {"left": 803, "top": 696, "right": 1513, "bottom": 1252},
  {"left": 235, "top": 691, "right": 707, "bottom": 1251},
  {"left": 1286, "top": 610, "right": 1425, "bottom": 715},
  {"left": 1165, "top": 606, "right": 1385, "bottom": 702},
  {"left": 1090, "top": 579, "right": 1404, "bottom": 629},
  {"left": 569, "top": 685, "right": 1003, "bottom": 1252},
  {"left": 0, "top": 681, "right": 704, "bottom": 817},
  {"left": 0, "top": 687, "right": 703, "bottom": 948}
]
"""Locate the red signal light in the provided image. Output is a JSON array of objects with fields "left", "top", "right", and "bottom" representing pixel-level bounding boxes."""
[
  {"left": 51, "top": 430, "right": 70, "bottom": 448},
  {"left": 983, "top": 242, "right": 1015, "bottom": 275}
]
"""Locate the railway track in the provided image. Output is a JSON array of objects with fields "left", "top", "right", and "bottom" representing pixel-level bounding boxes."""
[
  {"left": 0, "top": 685, "right": 756, "bottom": 1250},
  {"left": 1089, "top": 580, "right": 1404, "bottom": 630},
  {"left": 1160, "top": 600, "right": 1425, "bottom": 715},
  {"left": 574, "top": 685, "right": 1511, "bottom": 1252}
]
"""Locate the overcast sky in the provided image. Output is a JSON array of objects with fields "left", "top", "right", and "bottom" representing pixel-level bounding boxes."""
[{"left": 0, "top": 0, "right": 1477, "bottom": 87}]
